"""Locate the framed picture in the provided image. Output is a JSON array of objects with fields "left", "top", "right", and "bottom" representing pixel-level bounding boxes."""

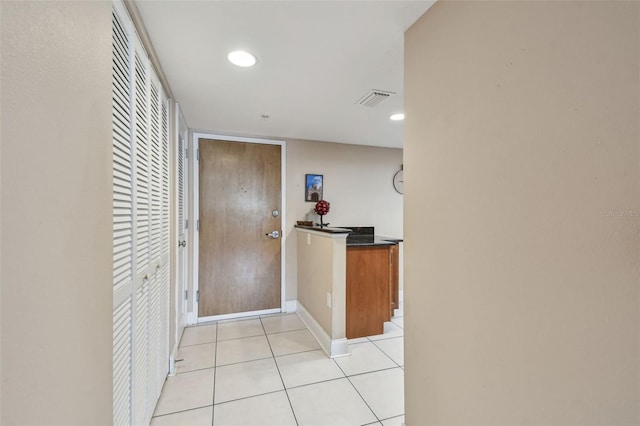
[{"left": 305, "top": 174, "right": 323, "bottom": 202}]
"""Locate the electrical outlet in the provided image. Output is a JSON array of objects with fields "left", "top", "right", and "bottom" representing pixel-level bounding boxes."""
[{"left": 326, "top": 292, "right": 332, "bottom": 308}]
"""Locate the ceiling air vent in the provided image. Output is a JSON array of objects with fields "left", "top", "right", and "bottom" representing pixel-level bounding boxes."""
[{"left": 355, "top": 89, "right": 396, "bottom": 108}]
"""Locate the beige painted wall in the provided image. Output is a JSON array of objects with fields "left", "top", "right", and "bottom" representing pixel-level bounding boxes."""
[
  {"left": 1, "top": 1, "right": 113, "bottom": 424},
  {"left": 285, "top": 138, "right": 403, "bottom": 301},
  {"left": 296, "top": 230, "right": 346, "bottom": 340},
  {"left": 404, "top": 1, "right": 639, "bottom": 424}
]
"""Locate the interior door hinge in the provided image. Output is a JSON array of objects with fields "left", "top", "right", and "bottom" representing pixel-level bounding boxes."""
[
  {"left": 196, "top": 290, "right": 200, "bottom": 303},
  {"left": 185, "top": 148, "right": 188, "bottom": 159},
  {"left": 185, "top": 219, "right": 188, "bottom": 230},
  {"left": 197, "top": 148, "right": 200, "bottom": 161},
  {"left": 197, "top": 219, "right": 200, "bottom": 232},
  {"left": 185, "top": 290, "right": 188, "bottom": 300}
]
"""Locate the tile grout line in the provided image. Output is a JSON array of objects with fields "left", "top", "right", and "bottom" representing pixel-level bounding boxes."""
[
  {"left": 368, "top": 338, "right": 403, "bottom": 369},
  {"left": 331, "top": 355, "right": 381, "bottom": 424},
  {"left": 259, "top": 316, "right": 300, "bottom": 426},
  {"left": 152, "top": 403, "right": 214, "bottom": 420}
]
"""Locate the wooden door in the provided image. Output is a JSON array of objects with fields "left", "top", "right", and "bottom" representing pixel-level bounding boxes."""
[{"left": 198, "top": 139, "right": 282, "bottom": 317}]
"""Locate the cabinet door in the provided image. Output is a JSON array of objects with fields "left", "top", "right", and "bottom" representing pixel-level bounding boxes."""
[
  {"left": 346, "top": 246, "right": 391, "bottom": 339},
  {"left": 389, "top": 244, "right": 399, "bottom": 318}
]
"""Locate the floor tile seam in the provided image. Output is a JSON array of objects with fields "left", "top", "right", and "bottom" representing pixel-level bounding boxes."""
[
  {"left": 344, "top": 373, "right": 381, "bottom": 424},
  {"left": 347, "top": 340, "right": 373, "bottom": 347},
  {"left": 369, "top": 341, "right": 404, "bottom": 368},
  {"left": 152, "top": 403, "right": 214, "bottom": 419},
  {"left": 215, "top": 354, "right": 274, "bottom": 368},
  {"left": 216, "top": 333, "right": 267, "bottom": 343},
  {"left": 259, "top": 316, "right": 301, "bottom": 426},
  {"left": 369, "top": 338, "right": 402, "bottom": 367},
  {"left": 213, "top": 388, "right": 289, "bottom": 407},
  {"left": 272, "top": 347, "right": 322, "bottom": 358},
  {"left": 379, "top": 414, "right": 405, "bottom": 422},
  {"left": 345, "top": 365, "right": 402, "bottom": 379},
  {"left": 175, "top": 365, "right": 217, "bottom": 375},
  {"left": 217, "top": 316, "right": 261, "bottom": 324},
  {"left": 171, "top": 366, "right": 215, "bottom": 376},
  {"left": 281, "top": 374, "right": 348, "bottom": 391},
  {"left": 264, "top": 326, "right": 308, "bottom": 336},
  {"left": 273, "top": 348, "right": 325, "bottom": 360},
  {"left": 368, "top": 335, "right": 404, "bottom": 342},
  {"left": 178, "top": 340, "right": 216, "bottom": 348},
  {"left": 368, "top": 337, "right": 404, "bottom": 343}
]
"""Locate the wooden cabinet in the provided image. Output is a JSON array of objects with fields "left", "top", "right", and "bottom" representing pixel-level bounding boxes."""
[
  {"left": 389, "top": 244, "right": 399, "bottom": 318},
  {"left": 346, "top": 244, "right": 399, "bottom": 339}
]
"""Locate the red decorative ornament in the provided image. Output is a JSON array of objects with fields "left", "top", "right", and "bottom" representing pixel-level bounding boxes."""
[{"left": 315, "top": 200, "right": 330, "bottom": 227}]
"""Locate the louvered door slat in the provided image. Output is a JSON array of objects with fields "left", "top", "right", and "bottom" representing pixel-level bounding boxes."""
[
  {"left": 158, "top": 261, "right": 170, "bottom": 394},
  {"left": 133, "top": 46, "right": 150, "bottom": 272},
  {"left": 147, "top": 270, "right": 161, "bottom": 404},
  {"left": 113, "top": 298, "right": 132, "bottom": 426},
  {"left": 149, "top": 77, "right": 162, "bottom": 264},
  {"left": 178, "top": 135, "right": 184, "bottom": 236},
  {"left": 132, "top": 281, "right": 149, "bottom": 426},
  {"left": 161, "top": 99, "right": 170, "bottom": 258},
  {"left": 112, "top": 6, "right": 134, "bottom": 425}
]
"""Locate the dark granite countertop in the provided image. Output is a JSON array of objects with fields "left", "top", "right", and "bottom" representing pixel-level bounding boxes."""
[
  {"left": 345, "top": 236, "right": 401, "bottom": 247},
  {"left": 294, "top": 225, "right": 351, "bottom": 234},
  {"left": 341, "top": 226, "right": 403, "bottom": 247},
  {"left": 295, "top": 224, "right": 403, "bottom": 245}
]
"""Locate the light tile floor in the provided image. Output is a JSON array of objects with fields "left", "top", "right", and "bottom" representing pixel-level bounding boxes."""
[{"left": 152, "top": 312, "right": 405, "bottom": 426}]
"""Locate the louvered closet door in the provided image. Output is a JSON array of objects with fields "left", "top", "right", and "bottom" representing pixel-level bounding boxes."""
[
  {"left": 112, "top": 4, "right": 133, "bottom": 426},
  {"left": 159, "top": 97, "right": 171, "bottom": 394},
  {"left": 147, "top": 71, "right": 162, "bottom": 408},
  {"left": 112, "top": 3, "right": 171, "bottom": 425},
  {"left": 132, "top": 33, "right": 151, "bottom": 426}
]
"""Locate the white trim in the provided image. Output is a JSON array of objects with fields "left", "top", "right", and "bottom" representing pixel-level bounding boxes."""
[
  {"left": 296, "top": 303, "right": 349, "bottom": 358},
  {"left": 284, "top": 300, "right": 297, "bottom": 313},
  {"left": 198, "top": 308, "right": 281, "bottom": 323},
  {"left": 190, "top": 132, "right": 286, "bottom": 321},
  {"left": 186, "top": 311, "right": 197, "bottom": 325}
]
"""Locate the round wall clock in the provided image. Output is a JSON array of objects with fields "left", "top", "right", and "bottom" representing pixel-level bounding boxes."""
[{"left": 393, "top": 166, "right": 404, "bottom": 194}]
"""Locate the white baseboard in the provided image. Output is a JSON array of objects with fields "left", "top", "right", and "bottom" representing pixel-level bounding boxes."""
[
  {"left": 399, "top": 290, "right": 404, "bottom": 303},
  {"left": 296, "top": 302, "right": 349, "bottom": 358},
  {"left": 284, "top": 300, "right": 297, "bottom": 313},
  {"left": 168, "top": 343, "right": 179, "bottom": 376}
]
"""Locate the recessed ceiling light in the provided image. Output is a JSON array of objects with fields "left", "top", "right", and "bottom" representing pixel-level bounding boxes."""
[
  {"left": 228, "top": 50, "right": 257, "bottom": 67},
  {"left": 390, "top": 113, "right": 405, "bottom": 121}
]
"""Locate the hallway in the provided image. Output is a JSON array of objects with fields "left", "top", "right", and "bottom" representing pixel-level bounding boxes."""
[{"left": 151, "top": 313, "right": 405, "bottom": 425}]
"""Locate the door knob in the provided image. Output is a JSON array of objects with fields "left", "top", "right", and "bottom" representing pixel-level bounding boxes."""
[
  {"left": 178, "top": 240, "right": 186, "bottom": 248},
  {"left": 265, "top": 230, "right": 280, "bottom": 239}
]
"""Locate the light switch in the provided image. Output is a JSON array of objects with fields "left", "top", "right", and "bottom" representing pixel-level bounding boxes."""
[{"left": 326, "top": 292, "right": 332, "bottom": 308}]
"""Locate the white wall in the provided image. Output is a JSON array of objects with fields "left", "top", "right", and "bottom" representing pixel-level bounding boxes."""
[
  {"left": 1, "top": 1, "right": 113, "bottom": 424},
  {"left": 285, "top": 138, "right": 403, "bottom": 301},
  {"left": 404, "top": 1, "right": 640, "bottom": 424}
]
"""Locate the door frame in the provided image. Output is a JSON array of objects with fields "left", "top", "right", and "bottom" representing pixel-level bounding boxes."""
[{"left": 190, "top": 132, "right": 286, "bottom": 323}]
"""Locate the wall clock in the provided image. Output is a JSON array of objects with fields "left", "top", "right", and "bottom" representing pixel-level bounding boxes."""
[{"left": 393, "top": 166, "right": 404, "bottom": 194}]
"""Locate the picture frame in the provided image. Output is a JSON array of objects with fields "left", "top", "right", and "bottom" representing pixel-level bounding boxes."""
[{"left": 305, "top": 174, "right": 323, "bottom": 202}]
